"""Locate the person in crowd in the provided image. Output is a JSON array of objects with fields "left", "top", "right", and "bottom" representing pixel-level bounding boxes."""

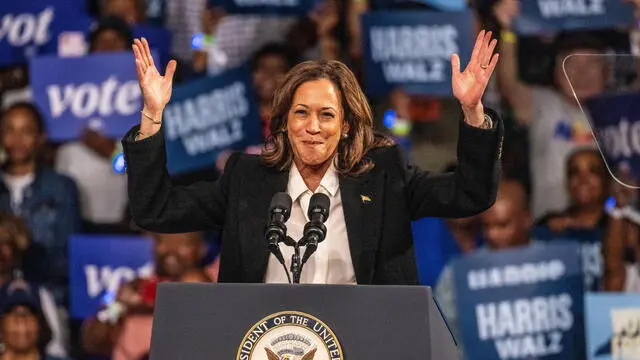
[
  {"left": 89, "top": 16, "right": 134, "bottom": 53},
  {"left": 285, "top": 0, "right": 341, "bottom": 62},
  {"left": 603, "top": 167, "right": 640, "bottom": 292},
  {"left": 252, "top": 44, "right": 297, "bottom": 140},
  {"left": 412, "top": 164, "right": 484, "bottom": 286},
  {"left": 55, "top": 17, "right": 133, "bottom": 234},
  {"left": 435, "top": 179, "right": 534, "bottom": 351},
  {"left": 100, "top": 0, "right": 147, "bottom": 25},
  {"left": 492, "top": 0, "right": 608, "bottom": 219},
  {"left": 0, "top": 279, "right": 72, "bottom": 360},
  {"left": 214, "top": 43, "right": 297, "bottom": 172},
  {"left": 536, "top": 148, "right": 609, "bottom": 231},
  {"left": 0, "top": 102, "right": 81, "bottom": 306},
  {"left": 124, "top": 26, "right": 502, "bottom": 285},
  {"left": 81, "top": 231, "right": 209, "bottom": 360},
  {"left": 0, "top": 213, "right": 67, "bottom": 358}
]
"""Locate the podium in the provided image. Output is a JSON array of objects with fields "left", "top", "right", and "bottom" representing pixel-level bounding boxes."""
[{"left": 149, "top": 283, "right": 460, "bottom": 360}]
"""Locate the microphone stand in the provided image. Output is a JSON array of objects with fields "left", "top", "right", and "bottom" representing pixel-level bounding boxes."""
[{"left": 291, "top": 242, "right": 301, "bottom": 284}]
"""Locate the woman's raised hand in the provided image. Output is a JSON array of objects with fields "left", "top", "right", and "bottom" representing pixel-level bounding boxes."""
[{"left": 132, "top": 38, "right": 177, "bottom": 116}]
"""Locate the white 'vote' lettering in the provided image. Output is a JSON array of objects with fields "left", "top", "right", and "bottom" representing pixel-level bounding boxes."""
[
  {"left": 0, "top": 7, "right": 54, "bottom": 46},
  {"left": 46, "top": 76, "right": 140, "bottom": 118}
]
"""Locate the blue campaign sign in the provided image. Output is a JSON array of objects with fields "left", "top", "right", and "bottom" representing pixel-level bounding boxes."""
[
  {"left": 163, "top": 65, "right": 261, "bottom": 175},
  {"left": 30, "top": 51, "right": 158, "bottom": 141},
  {"left": 514, "top": 0, "right": 635, "bottom": 35},
  {"left": 0, "top": 0, "right": 93, "bottom": 67},
  {"left": 361, "top": 10, "right": 473, "bottom": 97},
  {"left": 452, "top": 242, "right": 585, "bottom": 360},
  {"left": 210, "top": 0, "right": 315, "bottom": 15},
  {"left": 585, "top": 293, "right": 640, "bottom": 359},
  {"left": 369, "top": 0, "right": 466, "bottom": 10},
  {"left": 68, "top": 234, "right": 154, "bottom": 319},
  {"left": 532, "top": 227, "right": 603, "bottom": 292},
  {"left": 585, "top": 91, "right": 640, "bottom": 179}
]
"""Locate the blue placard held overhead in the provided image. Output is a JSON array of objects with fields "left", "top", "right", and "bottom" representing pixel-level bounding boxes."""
[
  {"left": 452, "top": 242, "right": 585, "bottom": 360},
  {"left": 30, "top": 52, "right": 158, "bottom": 141},
  {"left": 68, "top": 234, "right": 153, "bottom": 319},
  {"left": 163, "top": 66, "right": 261, "bottom": 175},
  {"left": 585, "top": 91, "right": 640, "bottom": 179},
  {"left": 210, "top": 0, "right": 315, "bottom": 15},
  {"left": 361, "top": 10, "right": 473, "bottom": 97},
  {"left": 0, "top": 0, "right": 92, "bottom": 67},
  {"left": 514, "top": 0, "right": 636, "bottom": 35}
]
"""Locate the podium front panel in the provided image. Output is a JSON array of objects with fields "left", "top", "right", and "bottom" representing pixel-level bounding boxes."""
[{"left": 149, "top": 283, "right": 459, "bottom": 360}]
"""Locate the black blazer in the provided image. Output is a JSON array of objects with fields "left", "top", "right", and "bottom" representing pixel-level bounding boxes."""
[{"left": 121, "top": 109, "right": 504, "bottom": 285}]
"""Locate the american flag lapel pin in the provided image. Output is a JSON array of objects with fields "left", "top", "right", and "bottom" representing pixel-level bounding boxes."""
[{"left": 360, "top": 195, "right": 371, "bottom": 204}]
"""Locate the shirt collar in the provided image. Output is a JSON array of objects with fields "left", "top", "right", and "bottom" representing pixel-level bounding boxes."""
[{"left": 287, "top": 160, "right": 340, "bottom": 202}]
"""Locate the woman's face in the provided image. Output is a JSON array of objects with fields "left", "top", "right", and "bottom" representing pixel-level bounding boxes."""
[
  {"left": 287, "top": 79, "right": 347, "bottom": 169},
  {"left": 1, "top": 306, "right": 39, "bottom": 352},
  {"left": 567, "top": 151, "right": 607, "bottom": 207}
]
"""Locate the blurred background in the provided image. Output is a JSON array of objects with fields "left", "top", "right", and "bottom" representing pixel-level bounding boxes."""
[{"left": 1, "top": 0, "right": 640, "bottom": 359}]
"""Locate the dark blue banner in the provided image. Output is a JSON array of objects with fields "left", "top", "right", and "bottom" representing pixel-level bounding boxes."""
[
  {"left": 30, "top": 52, "right": 158, "bottom": 141},
  {"left": 209, "top": 0, "right": 315, "bottom": 15},
  {"left": 0, "top": 0, "right": 92, "bottom": 67},
  {"left": 163, "top": 66, "right": 261, "bottom": 175},
  {"left": 68, "top": 234, "right": 153, "bottom": 319},
  {"left": 585, "top": 91, "right": 640, "bottom": 179},
  {"left": 453, "top": 242, "right": 585, "bottom": 360},
  {"left": 514, "top": 0, "right": 635, "bottom": 35},
  {"left": 532, "top": 227, "right": 603, "bottom": 292},
  {"left": 132, "top": 25, "right": 172, "bottom": 70},
  {"left": 361, "top": 10, "right": 473, "bottom": 97}
]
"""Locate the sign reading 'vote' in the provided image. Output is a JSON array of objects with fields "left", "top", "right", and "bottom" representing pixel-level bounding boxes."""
[{"left": 30, "top": 52, "right": 158, "bottom": 141}]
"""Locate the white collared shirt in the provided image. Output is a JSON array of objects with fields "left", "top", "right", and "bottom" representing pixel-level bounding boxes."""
[{"left": 264, "top": 163, "right": 357, "bottom": 284}]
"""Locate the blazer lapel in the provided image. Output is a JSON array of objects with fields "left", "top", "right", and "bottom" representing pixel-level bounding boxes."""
[
  {"left": 339, "top": 170, "right": 385, "bottom": 284},
  {"left": 240, "top": 166, "right": 288, "bottom": 282}
]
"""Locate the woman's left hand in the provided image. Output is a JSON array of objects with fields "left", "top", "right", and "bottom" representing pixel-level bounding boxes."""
[{"left": 451, "top": 30, "right": 499, "bottom": 126}]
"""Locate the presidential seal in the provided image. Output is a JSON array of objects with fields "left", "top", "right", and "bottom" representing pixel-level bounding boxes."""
[{"left": 237, "top": 311, "right": 344, "bottom": 360}]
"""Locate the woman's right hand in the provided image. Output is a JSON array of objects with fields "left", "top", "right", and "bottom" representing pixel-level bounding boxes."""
[{"left": 132, "top": 38, "right": 177, "bottom": 117}]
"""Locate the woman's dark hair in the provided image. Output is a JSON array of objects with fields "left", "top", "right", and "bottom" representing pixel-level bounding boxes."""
[
  {"left": 1, "top": 102, "right": 47, "bottom": 134},
  {"left": 261, "top": 60, "right": 394, "bottom": 176}
]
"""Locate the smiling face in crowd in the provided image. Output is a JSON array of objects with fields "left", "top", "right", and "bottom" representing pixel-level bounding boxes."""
[
  {"left": 566, "top": 149, "right": 607, "bottom": 208},
  {"left": 153, "top": 232, "right": 205, "bottom": 280},
  {"left": 287, "top": 79, "right": 349, "bottom": 172}
]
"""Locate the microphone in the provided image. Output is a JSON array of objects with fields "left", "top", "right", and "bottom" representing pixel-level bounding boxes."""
[
  {"left": 265, "top": 193, "right": 292, "bottom": 282},
  {"left": 300, "top": 193, "right": 330, "bottom": 265}
]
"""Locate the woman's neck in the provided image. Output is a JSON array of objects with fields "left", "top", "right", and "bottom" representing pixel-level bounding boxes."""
[
  {"left": 4, "top": 161, "right": 36, "bottom": 176},
  {"left": 0, "top": 349, "right": 41, "bottom": 360},
  {"left": 296, "top": 160, "right": 332, "bottom": 192}
]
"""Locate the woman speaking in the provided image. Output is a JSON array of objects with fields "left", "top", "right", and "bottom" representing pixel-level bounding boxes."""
[{"left": 123, "top": 31, "right": 503, "bottom": 285}]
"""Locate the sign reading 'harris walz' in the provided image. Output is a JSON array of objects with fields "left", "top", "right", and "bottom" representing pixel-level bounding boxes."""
[
  {"left": 163, "top": 66, "right": 260, "bottom": 175},
  {"left": 361, "top": 10, "right": 473, "bottom": 97},
  {"left": 452, "top": 242, "right": 585, "bottom": 360}
]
